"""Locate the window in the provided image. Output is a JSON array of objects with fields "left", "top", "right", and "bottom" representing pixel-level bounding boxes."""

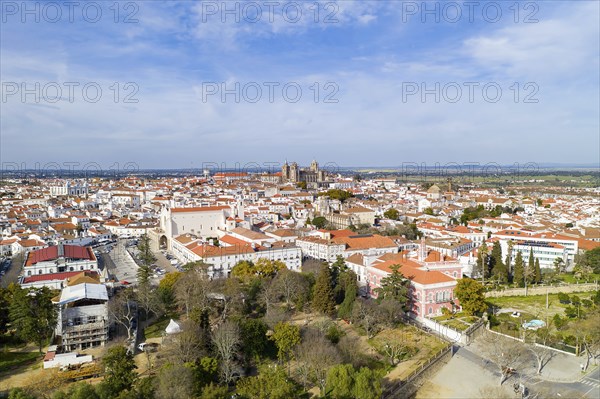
[{"left": 429, "top": 307, "right": 433, "bottom": 315}]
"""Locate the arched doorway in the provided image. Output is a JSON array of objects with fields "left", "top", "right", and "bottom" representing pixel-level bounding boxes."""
[{"left": 159, "top": 235, "right": 168, "bottom": 250}]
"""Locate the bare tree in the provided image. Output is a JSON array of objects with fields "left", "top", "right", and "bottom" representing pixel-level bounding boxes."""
[
  {"left": 273, "top": 268, "right": 309, "bottom": 309},
  {"left": 351, "top": 299, "right": 381, "bottom": 339},
  {"left": 212, "top": 321, "right": 240, "bottom": 384},
  {"left": 525, "top": 327, "right": 555, "bottom": 374},
  {"left": 155, "top": 363, "right": 195, "bottom": 399},
  {"left": 259, "top": 278, "right": 280, "bottom": 317},
  {"left": 337, "top": 334, "right": 366, "bottom": 368},
  {"left": 174, "top": 270, "right": 210, "bottom": 317},
  {"left": 108, "top": 288, "right": 137, "bottom": 340},
  {"left": 480, "top": 330, "right": 527, "bottom": 385},
  {"left": 377, "top": 298, "right": 405, "bottom": 327},
  {"left": 164, "top": 320, "right": 204, "bottom": 364},
  {"left": 294, "top": 328, "right": 341, "bottom": 392},
  {"left": 378, "top": 339, "right": 411, "bottom": 366},
  {"left": 573, "top": 309, "right": 600, "bottom": 370},
  {"left": 302, "top": 258, "right": 326, "bottom": 276},
  {"left": 137, "top": 284, "right": 163, "bottom": 320}
]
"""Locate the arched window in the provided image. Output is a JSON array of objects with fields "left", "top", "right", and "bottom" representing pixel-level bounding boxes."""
[
  {"left": 429, "top": 307, "right": 433, "bottom": 315},
  {"left": 453, "top": 271, "right": 457, "bottom": 278}
]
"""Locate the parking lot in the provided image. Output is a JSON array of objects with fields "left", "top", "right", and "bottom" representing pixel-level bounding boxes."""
[
  {"left": 102, "top": 239, "right": 140, "bottom": 285},
  {"left": 0, "top": 255, "right": 20, "bottom": 288},
  {"left": 0, "top": 257, "right": 10, "bottom": 282}
]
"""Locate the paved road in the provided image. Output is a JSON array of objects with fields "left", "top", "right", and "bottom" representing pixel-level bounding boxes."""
[{"left": 456, "top": 346, "right": 600, "bottom": 398}]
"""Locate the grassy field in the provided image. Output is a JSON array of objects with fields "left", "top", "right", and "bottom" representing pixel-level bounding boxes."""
[
  {"left": 488, "top": 291, "right": 596, "bottom": 322},
  {"left": 0, "top": 351, "right": 41, "bottom": 373},
  {"left": 371, "top": 325, "right": 447, "bottom": 382},
  {"left": 143, "top": 316, "right": 171, "bottom": 339}
]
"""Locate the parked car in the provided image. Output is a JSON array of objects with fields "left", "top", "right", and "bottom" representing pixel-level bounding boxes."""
[{"left": 138, "top": 342, "right": 159, "bottom": 352}]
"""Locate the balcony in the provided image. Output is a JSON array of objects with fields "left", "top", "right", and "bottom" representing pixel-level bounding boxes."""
[{"left": 63, "top": 321, "right": 108, "bottom": 333}]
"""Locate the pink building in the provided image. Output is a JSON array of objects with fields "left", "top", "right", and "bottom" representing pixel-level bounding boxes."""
[{"left": 349, "top": 250, "right": 463, "bottom": 319}]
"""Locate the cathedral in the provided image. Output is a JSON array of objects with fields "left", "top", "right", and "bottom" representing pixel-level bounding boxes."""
[{"left": 281, "top": 160, "right": 327, "bottom": 184}]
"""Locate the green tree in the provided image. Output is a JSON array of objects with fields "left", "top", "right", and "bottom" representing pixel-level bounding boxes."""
[
  {"left": 270, "top": 322, "right": 301, "bottom": 366},
  {"left": 338, "top": 278, "right": 358, "bottom": 320},
  {"left": 423, "top": 207, "right": 434, "bottom": 216},
  {"left": 312, "top": 266, "right": 336, "bottom": 315},
  {"left": 0, "top": 286, "right": 12, "bottom": 334},
  {"left": 504, "top": 241, "right": 514, "bottom": 276},
  {"left": 454, "top": 278, "right": 487, "bottom": 316},
  {"left": 254, "top": 258, "right": 286, "bottom": 278},
  {"left": 312, "top": 216, "right": 328, "bottom": 229},
  {"left": 526, "top": 248, "right": 535, "bottom": 285},
  {"left": 577, "top": 247, "right": 600, "bottom": 274},
  {"left": 325, "top": 364, "right": 355, "bottom": 398},
  {"left": 8, "top": 388, "right": 37, "bottom": 399},
  {"left": 490, "top": 241, "right": 508, "bottom": 283},
  {"left": 9, "top": 286, "right": 57, "bottom": 353},
  {"left": 200, "top": 383, "right": 229, "bottom": 399},
  {"left": 236, "top": 364, "right": 300, "bottom": 399},
  {"left": 157, "top": 271, "right": 182, "bottom": 310},
  {"left": 534, "top": 258, "right": 542, "bottom": 283},
  {"left": 353, "top": 367, "right": 382, "bottom": 399},
  {"left": 101, "top": 345, "right": 137, "bottom": 397},
  {"left": 53, "top": 382, "right": 100, "bottom": 399},
  {"left": 231, "top": 259, "right": 285, "bottom": 281},
  {"left": 318, "top": 189, "right": 354, "bottom": 202},
  {"left": 137, "top": 234, "right": 157, "bottom": 268},
  {"left": 239, "top": 319, "right": 272, "bottom": 360},
  {"left": 513, "top": 251, "right": 524, "bottom": 287},
  {"left": 136, "top": 234, "right": 158, "bottom": 319},
  {"left": 231, "top": 260, "right": 255, "bottom": 280},
  {"left": 476, "top": 242, "right": 490, "bottom": 281},
  {"left": 375, "top": 264, "right": 410, "bottom": 311},
  {"left": 383, "top": 208, "right": 399, "bottom": 220}
]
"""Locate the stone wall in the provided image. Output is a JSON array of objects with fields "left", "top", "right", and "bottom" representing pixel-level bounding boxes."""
[{"left": 485, "top": 282, "right": 598, "bottom": 298}]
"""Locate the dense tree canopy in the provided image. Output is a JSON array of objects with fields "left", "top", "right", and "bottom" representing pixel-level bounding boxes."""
[
  {"left": 454, "top": 278, "right": 487, "bottom": 316},
  {"left": 383, "top": 208, "right": 399, "bottom": 220},
  {"left": 9, "top": 286, "right": 57, "bottom": 353}
]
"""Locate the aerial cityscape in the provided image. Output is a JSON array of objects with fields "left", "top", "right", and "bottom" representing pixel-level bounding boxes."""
[{"left": 0, "top": 1, "right": 599, "bottom": 399}]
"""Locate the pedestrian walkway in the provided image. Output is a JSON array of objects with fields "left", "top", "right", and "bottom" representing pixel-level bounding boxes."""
[{"left": 580, "top": 378, "right": 600, "bottom": 388}]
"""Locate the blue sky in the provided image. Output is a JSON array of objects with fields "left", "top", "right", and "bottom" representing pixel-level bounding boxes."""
[{"left": 1, "top": 0, "right": 599, "bottom": 170}]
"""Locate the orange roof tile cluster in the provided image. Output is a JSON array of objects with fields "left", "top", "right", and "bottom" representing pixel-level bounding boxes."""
[{"left": 333, "top": 234, "right": 397, "bottom": 250}]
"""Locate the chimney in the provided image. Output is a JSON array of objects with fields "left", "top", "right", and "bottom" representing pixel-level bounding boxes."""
[{"left": 419, "top": 236, "right": 426, "bottom": 261}]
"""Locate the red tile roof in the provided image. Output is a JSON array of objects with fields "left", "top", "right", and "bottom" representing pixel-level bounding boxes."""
[
  {"left": 25, "top": 245, "right": 94, "bottom": 267},
  {"left": 22, "top": 270, "right": 99, "bottom": 284}
]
